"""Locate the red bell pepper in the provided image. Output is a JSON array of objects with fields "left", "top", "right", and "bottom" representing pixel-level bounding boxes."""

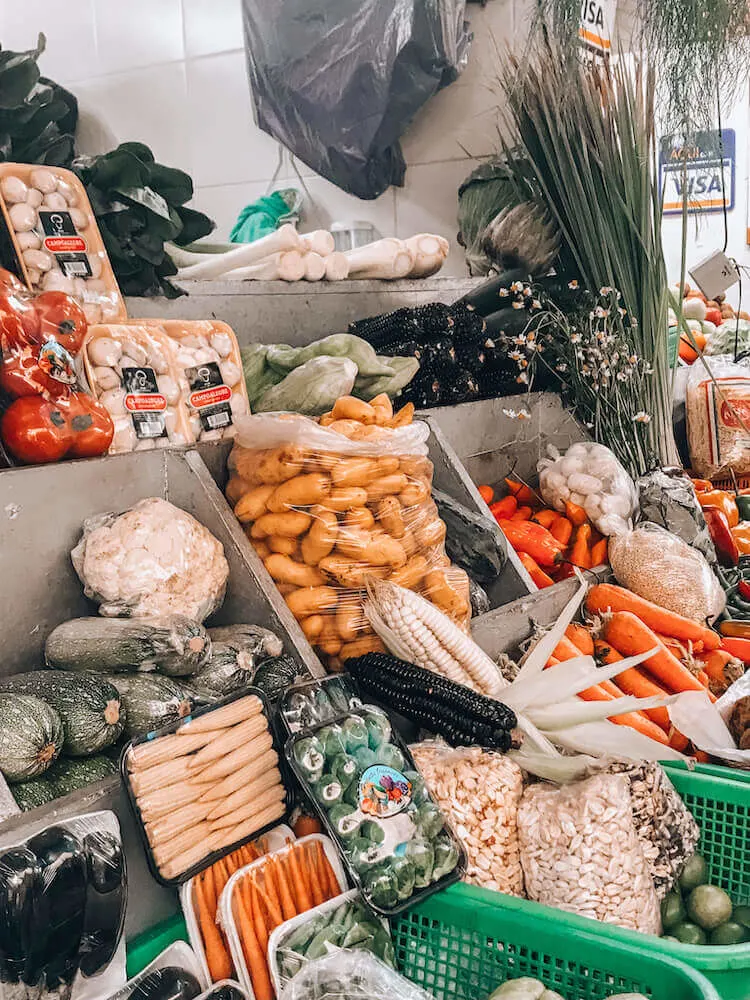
[
  {"left": 703, "top": 507, "right": 739, "bottom": 566},
  {"left": 720, "top": 636, "right": 750, "bottom": 663}
]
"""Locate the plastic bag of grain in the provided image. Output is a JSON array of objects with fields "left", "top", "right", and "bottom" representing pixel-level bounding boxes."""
[
  {"left": 517, "top": 772, "right": 661, "bottom": 934},
  {"left": 687, "top": 354, "right": 750, "bottom": 479}
]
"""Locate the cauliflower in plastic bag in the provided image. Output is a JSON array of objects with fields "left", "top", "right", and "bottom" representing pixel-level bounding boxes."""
[
  {"left": 71, "top": 497, "right": 229, "bottom": 620},
  {"left": 537, "top": 442, "right": 637, "bottom": 536}
]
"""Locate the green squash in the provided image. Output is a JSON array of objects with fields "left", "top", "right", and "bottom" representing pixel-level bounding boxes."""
[{"left": 0, "top": 694, "right": 63, "bottom": 782}]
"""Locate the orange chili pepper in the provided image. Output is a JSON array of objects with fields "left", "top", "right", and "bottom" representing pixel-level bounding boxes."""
[
  {"left": 549, "top": 515, "right": 573, "bottom": 545},
  {"left": 532, "top": 509, "right": 558, "bottom": 529},
  {"left": 517, "top": 552, "right": 554, "bottom": 588},
  {"left": 505, "top": 477, "right": 535, "bottom": 503},
  {"left": 490, "top": 496, "right": 517, "bottom": 520},
  {"left": 590, "top": 537, "right": 608, "bottom": 566},
  {"left": 477, "top": 484, "right": 494, "bottom": 504},
  {"left": 569, "top": 523, "right": 592, "bottom": 568},
  {"left": 564, "top": 500, "right": 588, "bottom": 527},
  {"left": 498, "top": 519, "right": 564, "bottom": 568},
  {"left": 511, "top": 505, "right": 533, "bottom": 521}
]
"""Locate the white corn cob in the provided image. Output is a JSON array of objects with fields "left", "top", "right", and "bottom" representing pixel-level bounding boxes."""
[{"left": 365, "top": 578, "right": 505, "bottom": 695}]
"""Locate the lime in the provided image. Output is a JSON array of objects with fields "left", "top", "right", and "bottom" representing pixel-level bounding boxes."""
[
  {"left": 679, "top": 855, "right": 708, "bottom": 893},
  {"left": 672, "top": 922, "right": 708, "bottom": 946},
  {"left": 661, "top": 891, "right": 686, "bottom": 930},
  {"left": 687, "top": 884, "right": 733, "bottom": 930},
  {"left": 710, "top": 921, "right": 748, "bottom": 946},
  {"left": 734, "top": 905, "right": 750, "bottom": 929}
]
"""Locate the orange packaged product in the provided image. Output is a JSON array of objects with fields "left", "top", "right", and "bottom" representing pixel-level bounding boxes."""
[
  {"left": 0, "top": 163, "right": 125, "bottom": 323},
  {"left": 225, "top": 396, "right": 470, "bottom": 669},
  {"left": 135, "top": 319, "right": 249, "bottom": 442},
  {"left": 82, "top": 324, "right": 192, "bottom": 453}
]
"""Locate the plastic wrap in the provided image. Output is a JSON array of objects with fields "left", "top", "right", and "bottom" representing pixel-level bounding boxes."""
[
  {"left": 71, "top": 497, "right": 229, "bottom": 621},
  {"left": 517, "top": 774, "right": 662, "bottom": 935},
  {"left": 0, "top": 810, "right": 126, "bottom": 1000},
  {"left": 608, "top": 522, "right": 725, "bottom": 623},
  {"left": 0, "top": 163, "right": 125, "bottom": 322},
  {"left": 636, "top": 469, "right": 716, "bottom": 564},
  {"left": 538, "top": 442, "right": 638, "bottom": 536},
  {"left": 269, "top": 888, "right": 394, "bottom": 994},
  {"left": 0, "top": 268, "right": 114, "bottom": 464},
  {"left": 103, "top": 942, "right": 204, "bottom": 1000},
  {"left": 227, "top": 409, "right": 469, "bottom": 669},
  {"left": 280, "top": 676, "right": 362, "bottom": 736},
  {"left": 411, "top": 743, "right": 524, "bottom": 895},
  {"left": 242, "top": 0, "right": 470, "bottom": 200},
  {"left": 285, "top": 704, "right": 464, "bottom": 915},
  {"left": 279, "top": 951, "right": 437, "bottom": 1000},
  {"left": 687, "top": 355, "right": 750, "bottom": 479},
  {"left": 188, "top": 623, "right": 284, "bottom": 699}
]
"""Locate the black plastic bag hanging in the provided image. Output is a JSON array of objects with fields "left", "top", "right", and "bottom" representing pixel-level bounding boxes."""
[{"left": 242, "top": 0, "right": 471, "bottom": 200}]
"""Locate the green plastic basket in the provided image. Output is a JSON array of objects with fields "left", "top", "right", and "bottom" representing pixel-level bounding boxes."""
[
  {"left": 393, "top": 882, "right": 720, "bottom": 1000},
  {"left": 125, "top": 912, "right": 189, "bottom": 978},
  {"left": 662, "top": 759, "right": 750, "bottom": 784}
]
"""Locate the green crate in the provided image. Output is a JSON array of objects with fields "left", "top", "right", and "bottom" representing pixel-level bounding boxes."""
[
  {"left": 126, "top": 912, "right": 189, "bottom": 978},
  {"left": 393, "top": 882, "right": 720, "bottom": 1000},
  {"left": 662, "top": 760, "right": 750, "bottom": 785}
]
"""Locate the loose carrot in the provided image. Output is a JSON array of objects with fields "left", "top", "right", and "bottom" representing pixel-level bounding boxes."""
[
  {"left": 565, "top": 623, "right": 594, "bottom": 656},
  {"left": 694, "top": 750, "right": 711, "bottom": 763},
  {"left": 532, "top": 508, "right": 557, "bottom": 528},
  {"left": 214, "top": 858, "right": 230, "bottom": 894},
  {"left": 235, "top": 894, "right": 273, "bottom": 1000},
  {"left": 565, "top": 500, "right": 588, "bottom": 526},
  {"left": 569, "top": 524, "right": 591, "bottom": 568},
  {"left": 594, "top": 639, "right": 674, "bottom": 732},
  {"left": 550, "top": 515, "right": 573, "bottom": 546},
  {"left": 287, "top": 843, "right": 313, "bottom": 911},
  {"left": 273, "top": 857, "right": 297, "bottom": 919},
  {"left": 511, "top": 505, "right": 533, "bottom": 521},
  {"left": 505, "top": 477, "right": 535, "bottom": 503},
  {"left": 517, "top": 551, "right": 554, "bottom": 588},
  {"left": 577, "top": 682, "right": 669, "bottom": 745},
  {"left": 195, "top": 874, "right": 232, "bottom": 981},
  {"left": 697, "top": 670, "right": 710, "bottom": 688},
  {"left": 477, "top": 484, "right": 494, "bottom": 504},
  {"left": 547, "top": 634, "right": 586, "bottom": 666},
  {"left": 590, "top": 538, "right": 608, "bottom": 566},
  {"left": 586, "top": 584, "right": 720, "bottom": 650},
  {"left": 224, "top": 851, "right": 239, "bottom": 876},
  {"left": 604, "top": 611, "right": 706, "bottom": 693}
]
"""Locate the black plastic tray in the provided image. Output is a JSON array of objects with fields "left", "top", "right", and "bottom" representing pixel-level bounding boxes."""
[
  {"left": 121, "top": 686, "right": 290, "bottom": 887},
  {"left": 283, "top": 703, "right": 466, "bottom": 916}
]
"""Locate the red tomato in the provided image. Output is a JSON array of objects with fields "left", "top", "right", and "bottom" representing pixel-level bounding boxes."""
[
  {"left": 35, "top": 292, "right": 87, "bottom": 354},
  {"left": 1, "top": 396, "right": 73, "bottom": 464},
  {"left": 66, "top": 392, "right": 114, "bottom": 458},
  {"left": 0, "top": 340, "right": 76, "bottom": 399}
]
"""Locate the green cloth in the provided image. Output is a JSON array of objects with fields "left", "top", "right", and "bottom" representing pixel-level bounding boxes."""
[{"left": 229, "top": 188, "right": 301, "bottom": 243}]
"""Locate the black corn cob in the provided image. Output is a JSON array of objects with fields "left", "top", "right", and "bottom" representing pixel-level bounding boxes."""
[
  {"left": 349, "top": 307, "right": 422, "bottom": 349},
  {"left": 413, "top": 302, "right": 453, "bottom": 341},
  {"left": 449, "top": 302, "right": 487, "bottom": 346}
]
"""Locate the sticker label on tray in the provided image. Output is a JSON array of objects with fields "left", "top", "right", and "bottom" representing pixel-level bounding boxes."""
[
  {"left": 359, "top": 765, "right": 411, "bottom": 818},
  {"left": 186, "top": 361, "right": 232, "bottom": 431},
  {"left": 39, "top": 210, "right": 92, "bottom": 278},
  {"left": 121, "top": 366, "right": 167, "bottom": 439},
  {"left": 38, "top": 339, "right": 76, "bottom": 385}
]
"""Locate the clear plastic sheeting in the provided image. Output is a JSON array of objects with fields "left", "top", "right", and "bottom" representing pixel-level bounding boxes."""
[
  {"left": 280, "top": 951, "right": 437, "bottom": 1000},
  {"left": 0, "top": 810, "right": 127, "bottom": 1000},
  {"left": 242, "top": 0, "right": 472, "bottom": 199}
]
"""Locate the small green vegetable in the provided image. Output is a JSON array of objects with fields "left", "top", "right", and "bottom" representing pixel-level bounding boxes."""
[
  {"left": 313, "top": 774, "right": 343, "bottom": 808},
  {"left": 330, "top": 753, "right": 358, "bottom": 788},
  {"left": 354, "top": 746, "right": 377, "bottom": 770},
  {"left": 364, "top": 866, "right": 398, "bottom": 909},
  {"left": 317, "top": 724, "right": 345, "bottom": 758},
  {"left": 364, "top": 711, "right": 391, "bottom": 750},
  {"left": 672, "top": 922, "right": 708, "bottom": 946},
  {"left": 406, "top": 839, "right": 435, "bottom": 888},
  {"left": 734, "top": 904, "right": 750, "bottom": 929},
  {"left": 328, "top": 804, "right": 361, "bottom": 840},
  {"left": 687, "top": 884, "right": 733, "bottom": 930},
  {"left": 709, "top": 921, "right": 748, "bottom": 946},
  {"left": 293, "top": 737, "right": 325, "bottom": 782},
  {"left": 359, "top": 820, "right": 386, "bottom": 845},
  {"left": 341, "top": 716, "right": 369, "bottom": 753},
  {"left": 415, "top": 802, "right": 445, "bottom": 840},
  {"left": 266, "top": 335, "right": 395, "bottom": 378},
  {"left": 374, "top": 743, "right": 406, "bottom": 771},
  {"left": 679, "top": 855, "right": 708, "bottom": 893},
  {"left": 433, "top": 835, "right": 460, "bottom": 881},
  {"left": 661, "top": 891, "right": 686, "bottom": 931},
  {"left": 391, "top": 856, "right": 417, "bottom": 901}
]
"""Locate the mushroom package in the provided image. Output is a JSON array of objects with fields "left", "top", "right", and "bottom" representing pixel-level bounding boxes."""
[{"left": 0, "top": 163, "right": 125, "bottom": 324}]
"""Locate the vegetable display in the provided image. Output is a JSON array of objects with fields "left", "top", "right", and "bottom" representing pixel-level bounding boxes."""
[
  {"left": 124, "top": 693, "right": 286, "bottom": 882},
  {"left": 661, "top": 854, "right": 749, "bottom": 946},
  {"left": 286, "top": 704, "right": 463, "bottom": 915}
]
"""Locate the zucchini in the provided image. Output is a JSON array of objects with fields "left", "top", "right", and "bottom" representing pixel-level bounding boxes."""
[
  {"left": 104, "top": 673, "right": 194, "bottom": 738},
  {"left": 432, "top": 488, "right": 507, "bottom": 584},
  {"left": 0, "top": 671, "right": 124, "bottom": 757},
  {"left": 45, "top": 755, "right": 118, "bottom": 796},
  {"left": 45, "top": 616, "right": 211, "bottom": 676},
  {"left": 252, "top": 654, "right": 300, "bottom": 706},
  {"left": 11, "top": 776, "right": 56, "bottom": 812},
  {"left": 208, "top": 624, "right": 283, "bottom": 660},
  {"left": 188, "top": 641, "right": 257, "bottom": 698},
  {"left": 0, "top": 694, "right": 64, "bottom": 782}
]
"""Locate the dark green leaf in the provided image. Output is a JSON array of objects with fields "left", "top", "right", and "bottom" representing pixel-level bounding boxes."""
[
  {"left": 174, "top": 205, "right": 215, "bottom": 244},
  {"left": 146, "top": 162, "right": 193, "bottom": 205},
  {"left": 118, "top": 141, "right": 154, "bottom": 163},
  {"left": 0, "top": 60, "right": 40, "bottom": 108},
  {"left": 83, "top": 148, "right": 150, "bottom": 189},
  {"left": 41, "top": 79, "right": 78, "bottom": 134},
  {"left": 115, "top": 183, "right": 173, "bottom": 221},
  {"left": 131, "top": 230, "right": 168, "bottom": 265}
]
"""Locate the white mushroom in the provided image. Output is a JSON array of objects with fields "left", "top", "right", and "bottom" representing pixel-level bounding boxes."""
[
  {"left": 219, "top": 360, "right": 241, "bottom": 387},
  {"left": 100, "top": 387, "right": 127, "bottom": 416},
  {"left": 181, "top": 334, "right": 204, "bottom": 349},
  {"left": 83, "top": 302, "right": 103, "bottom": 325},
  {"left": 73, "top": 277, "right": 88, "bottom": 298},
  {"left": 156, "top": 374, "right": 180, "bottom": 406},
  {"left": 22, "top": 249, "right": 53, "bottom": 273},
  {"left": 188, "top": 414, "right": 202, "bottom": 440},
  {"left": 176, "top": 348, "right": 199, "bottom": 368},
  {"left": 93, "top": 366, "right": 120, "bottom": 391},
  {"left": 0, "top": 176, "right": 28, "bottom": 204},
  {"left": 118, "top": 355, "right": 142, "bottom": 372},
  {"left": 70, "top": 208, "right": 89, "bottom": 230},
  {"left": 87, "top": 337, "right": 123, "bottom": 368},
  {"left": 87, "top": 254, "right": 103, "bottom": 279},
  {"left": 57, "top": 179, "right": 78, "bottom": 207},
  {"left": 230, "top": 393, "right": 248, "bottom": 416},
  {"left": 41, "top": 270, "right": 74, "bottom": 294},
  {"left": 118, "top": 340, "right": 148, "bottom": 367},
  {"left": 148, "top": 346, "right": 170, "bottom": 375},
  {"left": 42, "top": 192, "right": 68, "bottom": 211},
  {"left": 9, "top": 202, "right": 37, "bottom": 232},
  {"left": 26, "top": 267, "right": 41, "bottom": 286},
  {"left": 30, "top": 169, "right": 58, "bottom": 194},
  {"left": 101, "top": 299, "right": 120, "bottom": 320},
  {"left": 26, "top": 188, "right": 43, "bottom": 209},
  {"left": 110, "top": 419, "right": 137, "bottom": 454},
  {"left": 164, "top": 407, "right": 178, "bottom": 434},
  {"left": 16, "top": 231, "right": 41, "bottom": 251},
  {"left": 210, "top": 330, "right": 234, "bottom": 358},
  {"left": 193, "top": 347, "right": 220, "bottom": 365}
]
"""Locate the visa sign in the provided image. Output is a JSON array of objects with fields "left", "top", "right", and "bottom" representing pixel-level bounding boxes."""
[
  {"left": 659, "top": 130, "right": 735, "bottom": 215},
  {"left": 579, "top": 0, "right": 617, "bottom": 53}
]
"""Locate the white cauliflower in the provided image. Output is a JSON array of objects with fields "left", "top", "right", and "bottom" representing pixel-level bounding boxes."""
[{"left": 71, "top": 497, "right": 229, "bottom": 620}]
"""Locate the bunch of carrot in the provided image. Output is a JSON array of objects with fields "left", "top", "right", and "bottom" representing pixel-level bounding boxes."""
[
  {"left": 545, "top": 583, "right": 730, "bottom": 751},
  {"left": 232, "top": 838, "right": 341, "bottom": 1000},
  {"left": 478, "top": 478, "right": 608, "bottom": 589}
]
